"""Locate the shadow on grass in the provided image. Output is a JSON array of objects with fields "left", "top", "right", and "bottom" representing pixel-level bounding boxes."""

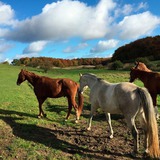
[
  {"left": 0, "top": 108, "right": 37, "bottom": 119},
  {"left": 45, "top": 100, "right": 125, "bottom": 126},
  {"left": 0, "top": 108, "right": 135, "bottom": 160}
]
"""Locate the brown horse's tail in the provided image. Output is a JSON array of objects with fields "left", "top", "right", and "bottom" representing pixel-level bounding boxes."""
[
  {"left": 137, "top": 87, "right": 160, "bottom": 158},
  {"left": 77, "top": 84, "right": 84, "bottom": 119}
]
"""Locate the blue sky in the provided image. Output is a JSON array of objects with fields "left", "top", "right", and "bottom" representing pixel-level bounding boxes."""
[{"left": 0, "top": 0, "right": 160, "bottom": 63}]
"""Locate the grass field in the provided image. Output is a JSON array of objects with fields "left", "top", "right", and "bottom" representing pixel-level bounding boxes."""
[{"left": 0, "top": 64, "right": 159, "bottom": 160}]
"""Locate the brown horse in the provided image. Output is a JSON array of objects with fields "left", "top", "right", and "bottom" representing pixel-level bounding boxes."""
[
  {"left": 16, "top": 69, "right": 83, "bottom": 122},
  {"left": 129, "top": 68, "right": 160, "bottom": 119},
  {"left": 134, "top": 61, "right": 152, "bottom": 72}
]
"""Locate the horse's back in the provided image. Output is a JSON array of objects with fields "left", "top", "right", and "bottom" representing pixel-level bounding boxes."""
[
  {"left": 91, "top": 81, "right": 140, "bottom": 114},
  {"left": 142, "top": 72, "right": 160, "bottom": 92},
  {"left": 35, "top": 77, "right": 78, "bottom": 98},
  {"left": 115, "top": 82, "right": 141, "bottom": 114}
]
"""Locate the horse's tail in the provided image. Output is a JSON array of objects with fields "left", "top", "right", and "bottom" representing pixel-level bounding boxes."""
[
  {"left": 77, "top": 84, "right": 84, "bottom": 118},
  {"left": 137, "top": 87, "right": 160, "bottom": 158}
]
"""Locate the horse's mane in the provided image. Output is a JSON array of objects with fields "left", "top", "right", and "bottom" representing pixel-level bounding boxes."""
[
  {"left": 23, "top": 70, "right": 40, "bottom": 78},
  {"left": 83, "top": 73, "right": 103, "bottom": 81},
  {"left": 132, "top": 68, "right": 158, "bottom": 75}
]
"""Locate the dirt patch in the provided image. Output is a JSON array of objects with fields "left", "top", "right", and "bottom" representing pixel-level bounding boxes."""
[
  {"left": 0, "top": 111, "right": 159, "bottom": 160},
  {"left": 48, "top": 114, "right": 154, "bottom": 160}
]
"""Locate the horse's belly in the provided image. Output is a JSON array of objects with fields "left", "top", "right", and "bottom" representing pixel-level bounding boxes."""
[
  {"left": 99, "top": 90, "right": 121, "bottom": 114},
  {"left": 100, "top": 100, "right": 122, "bottom": 114},
  {"left": 102, "top": 104, "right": 122, "bottom": 114}
]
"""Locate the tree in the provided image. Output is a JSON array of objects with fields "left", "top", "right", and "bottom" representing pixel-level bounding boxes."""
[
  {"left": 111, "top": 60, "right": 123, "bottom": 70},
  {"left": 11, "top": 59, "right": 21, "bottom": 65},
  {"left": 40, "top": 59, "right": 52, "bottom": 73}
]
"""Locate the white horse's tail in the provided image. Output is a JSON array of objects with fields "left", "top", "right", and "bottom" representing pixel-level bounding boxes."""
[{"left": 137, "top": 87, "right": 160, "bottom": 158}]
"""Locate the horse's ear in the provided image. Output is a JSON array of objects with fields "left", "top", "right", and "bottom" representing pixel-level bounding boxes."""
[
  {"left": 135, "top": 61, "right": 138, "bottom": 65},
  {"left": 130, "top": 67, "right": 134, "bottom": 71}
]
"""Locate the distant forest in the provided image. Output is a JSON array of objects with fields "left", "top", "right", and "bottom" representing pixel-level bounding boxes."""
[
  {"left": 11, "top": 35, "right": 160, "bottom": 70},
  {"left": 12, "top": 57, "right": 110, "bottom": 68},
  {"left": 112, "top": 35, "right": 160, "bottom": 62}
]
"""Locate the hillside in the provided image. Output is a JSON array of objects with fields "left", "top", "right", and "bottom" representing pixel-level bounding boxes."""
[
  {"left": 10, "top": 35, "right": 160, "bottom": 70},
  {"left": 112, "top": 35, "right": 160, "bottom": 62}
]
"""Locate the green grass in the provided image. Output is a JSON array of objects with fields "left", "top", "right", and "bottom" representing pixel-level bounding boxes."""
[{"left": 0, "top": 64, "right": 159, "bottom": 159}]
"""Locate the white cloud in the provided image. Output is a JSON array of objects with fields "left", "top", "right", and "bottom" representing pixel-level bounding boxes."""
[
  {"left": 23, "top": 41, "right": 48, "bottom": 53},
  {"left": 91, "top": 39, "right": 119, "bottom": 53},
  {"left": 122, "top": 4, "right": 133, "bottom": 15},
  {"left": 4, "top": 0, "right": 116, "bottom": 42},
  {"left": 136, "top": 2, "right": 148, "bottom": 11},
  {"left": 63, "top": 42, "right": 88, "bottom": 53},
  {"left": 1, "top": 0, "right": 160, "bottom": 44},
  {"left": 0, "top": 2, "right": 15, "bottom": 25},
  {"left": 114, "top": 2, "right": 148, "bottom": 18},
  {"left": 117, "top": 11, "right": 160, "bottom": 39}
]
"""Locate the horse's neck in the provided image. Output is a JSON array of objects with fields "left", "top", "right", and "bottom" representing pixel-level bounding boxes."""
[
  {"left": 86, "top": 76, "right": 98, "bottom": 88},
  {"left": 142, "top": 66, "right": 151, "bottom": 72},
  {"left": 140, "top": 65, "right": 151, "bottom": 72},
  {"left": 137, "top": 71, "right": 148, "bottom": 82},
  {"left": 25, "top": 72, "right": 39, "bottom": 86}
]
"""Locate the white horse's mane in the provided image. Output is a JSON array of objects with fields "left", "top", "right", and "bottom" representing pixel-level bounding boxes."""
[{"left": 82, "top": 73, "right": 103, "bottom": 81}]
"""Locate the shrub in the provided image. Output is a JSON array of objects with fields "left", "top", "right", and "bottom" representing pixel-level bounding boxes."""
[{"left": 111, "top": 60, "right": 123, "bottom": 70}]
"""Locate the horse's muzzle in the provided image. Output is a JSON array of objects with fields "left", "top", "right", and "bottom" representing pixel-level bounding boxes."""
[
  {"left": 17, "top": 81, "right": 20, "bottom": 86},
  {"left": 78, "top": 88, "right": 83, "bottom": 94}
]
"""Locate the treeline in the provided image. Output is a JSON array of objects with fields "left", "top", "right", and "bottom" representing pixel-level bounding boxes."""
[
  {"left": 112, "top": 35, "right": 160, "bottom": 62},
  {"left": 12, "top": 57, "right": 110, "bottom": 68},
  {"left": 11, "top": 35, "right": 160, "bottom": 71}
]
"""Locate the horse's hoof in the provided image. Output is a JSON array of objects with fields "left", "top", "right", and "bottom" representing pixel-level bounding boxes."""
[
  {"left": 143, "top": 151, "right": 149, "bottom": 158},
  {"left": 130, "top": 151, "right": 137, "bottom": 158},
  {"left": 109, "top": 135, "right": 113, "bottom": 139},
  {"left": 75, "top": 120, "right": 78, "bottom": 123},
  {"left": 65, "top": 119, "right": 68, "bottom": 122},
  {"left": 87, "top": 127, "right": 91, "bottom": 131},
  {"left": 38, "top": 115, "right": 42, "bottom": 119}
]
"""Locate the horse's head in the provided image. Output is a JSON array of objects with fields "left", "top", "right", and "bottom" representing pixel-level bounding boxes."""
[
  {"left": 17, "top": 69, "right": 26, "bottom": 85},
  {"left": 79, "top": 73, "right": 88, "bottom": 94},
  {"left": 129, "top": 68, "right": 138, "bottom": 83},
  {"left": 134, "top": 61, "right": 151, "bottom": 72}
]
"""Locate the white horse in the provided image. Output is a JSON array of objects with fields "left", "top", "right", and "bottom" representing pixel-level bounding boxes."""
[{"left": 79, "top": 73, "right": 159, "bottom": 158}]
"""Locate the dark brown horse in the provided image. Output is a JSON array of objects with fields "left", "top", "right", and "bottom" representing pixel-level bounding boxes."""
[
  {"left": 17, "top": 69, "right": 83, "bottom": 122},
  {"left": 134, "top": 61, "right": 152, "bottom": 72},
  {"left": 129, "top": 68, "right": 160, "bottom": 119}
]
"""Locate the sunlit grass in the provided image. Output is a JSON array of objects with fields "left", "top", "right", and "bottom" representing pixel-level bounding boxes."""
[{"left": 0, "top": 64, "right": 159, "bottom": 159}]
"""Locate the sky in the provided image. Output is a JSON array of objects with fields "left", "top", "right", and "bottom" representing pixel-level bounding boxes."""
[{"left": 0, "top": 0, "right": 160, "bottom": 63}]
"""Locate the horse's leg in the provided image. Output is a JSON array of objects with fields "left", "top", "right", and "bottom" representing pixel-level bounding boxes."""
[
  {"left": 155, "top": 105, "right": 159, "bottom": 120},
  {"left": 126, "top": 117, "right": 139, "bottom": 157},
  {"left": 139, "top": 112, "right": 149, "bottom": 156},
  {"left": 87, "top": 103, "right": 97, "bottom": 130},
  {"left": 65, "top": 97, "right": 73, "bottom": 121},
  {"left": 154, "top": 95, "right": 159, "bottom": 120},
  {"left": 151, "top": 93, "right": 159, "bottom": 119},
  {"left": 87, "top": 114, "right": 93, "bottom": 131},
  {"left": 105, "top": 113, "right": 113, "bottom": 139},
  {"left": 69, "top": 95, "right": 79, "bottom": 123},
  {"left": 37, "top": 97, "right": 47, "bottom": 118}
]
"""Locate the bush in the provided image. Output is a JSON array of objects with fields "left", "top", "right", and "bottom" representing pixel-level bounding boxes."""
[
  {"left": 136, "top": 57, "right": 149, "bottom": 64},
  {"left": 111, "top": 60, "right": 123, "bottom": 70}
]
